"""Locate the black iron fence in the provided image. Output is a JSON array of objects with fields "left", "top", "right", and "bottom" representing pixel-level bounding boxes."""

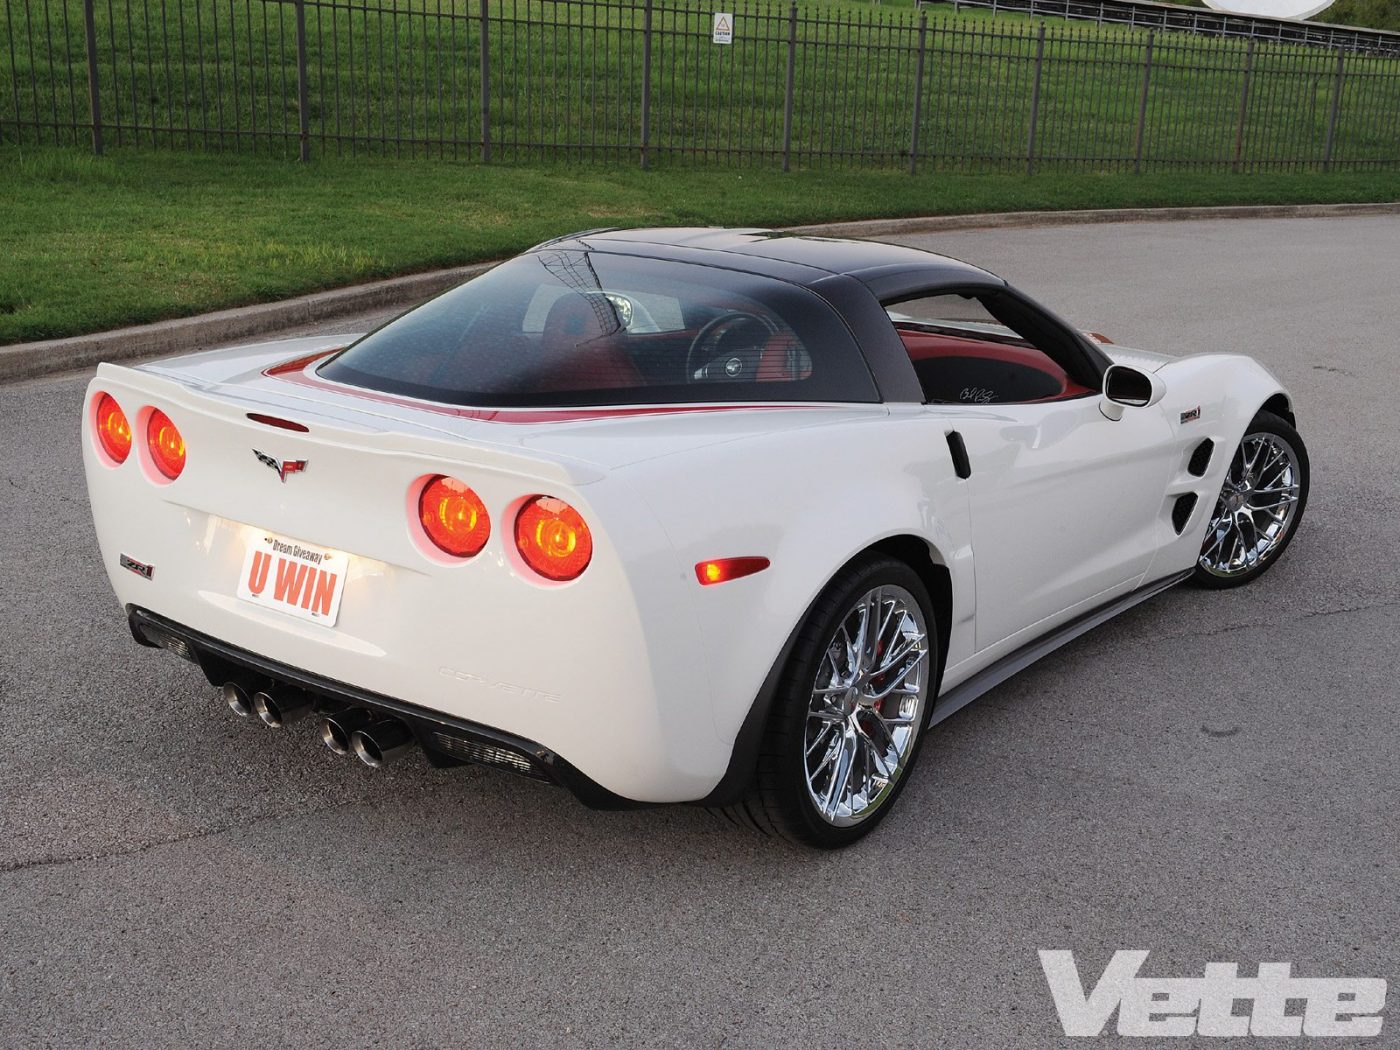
[
  {"left": 934, "top": 0, "right": 1400, "bottom": 58},
  {"left": 4, "top": 0, "right": 1399, "bottom": 172}
]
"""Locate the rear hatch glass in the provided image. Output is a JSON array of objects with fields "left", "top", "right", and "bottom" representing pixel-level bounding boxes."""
[{"left": 319, "top": 249, "right": 877, "bottom": 407}]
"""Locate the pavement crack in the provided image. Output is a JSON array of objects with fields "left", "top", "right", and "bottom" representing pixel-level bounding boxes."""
[
  {"left": 0, "top": 799, "right": 361, "bottom": 876},
  {"left": 1299, "top": 597, "right": 1400, "bottom": 618},
  {"left": 5, "top": 473, "right": 81, "bottom": 503},
  {"left": 1164, "top": 597, "right": 1400, "bottom": 643}
]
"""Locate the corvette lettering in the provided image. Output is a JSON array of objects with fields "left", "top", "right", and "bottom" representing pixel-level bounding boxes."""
[
  {"left": 439, "top": 666, "right": 561, "bottom": 703},
  {"left": 1040, "top": 950, "right": 1387, "bottom": 1038}
]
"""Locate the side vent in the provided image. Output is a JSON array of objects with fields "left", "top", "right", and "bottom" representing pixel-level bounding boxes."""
[
  {"left": 1172, "top": 493, "right": 1199, "bottom": 534},
  {"left": 946, "top": 431, "right": 972, "bottom": 479},
  {"left": 1188, "top": 438, "right": 1214, "bottom": 477}
]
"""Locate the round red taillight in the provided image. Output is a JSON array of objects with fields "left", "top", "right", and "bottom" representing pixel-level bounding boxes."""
[
  {"left": 418, "top": 475, "right": 490, "bottom": 558},
  {"left": 515, "top": 496, "right": 592, "bottom": 582},
  {"left": 146, "top": 409, "right": 186, "bottom": 480},
  {"left": 94, "top": 392, "right": 132, "bottom": 464}
]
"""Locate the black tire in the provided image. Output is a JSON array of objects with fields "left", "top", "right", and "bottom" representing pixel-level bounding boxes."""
[
  {"left": 720, "top": 554, "right": 938, "bottom": 849},
  {"left": 1190, "top": 409, "right": 1309, "bottom": 589}
]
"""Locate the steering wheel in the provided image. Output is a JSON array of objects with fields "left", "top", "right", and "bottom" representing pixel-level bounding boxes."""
[{"left": 686, "top": 311, "right": 780, "bottom": 382}]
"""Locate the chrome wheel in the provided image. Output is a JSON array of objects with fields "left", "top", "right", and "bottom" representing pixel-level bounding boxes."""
[
  {"left": 1199, "top": 431, "right": 1302, "bottom": 579},
  {"left": 803, "top": 585, "right": 931, "bottom": 828}
]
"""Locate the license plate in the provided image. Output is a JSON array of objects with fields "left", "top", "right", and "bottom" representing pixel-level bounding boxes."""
[{"left": 236, "top": 532, "right": 349, "bottom": 626}]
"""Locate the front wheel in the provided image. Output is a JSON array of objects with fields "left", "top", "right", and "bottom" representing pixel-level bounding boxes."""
[
  {"left": 721, "top": 555, "right": 937, "bottom": 848},
  {"left": 1191, "top": 410, "right": 1309, "bottom": 588}
]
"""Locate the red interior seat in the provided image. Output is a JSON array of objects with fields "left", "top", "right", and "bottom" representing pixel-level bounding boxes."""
[
  {"left": 897, "top": 328, "right": 1093, "bottom": 403},
  {"left": 533, "top": 294, "right": 642, "bottom": 392}
]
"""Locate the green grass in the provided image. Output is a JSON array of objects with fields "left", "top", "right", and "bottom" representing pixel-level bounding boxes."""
[
  {"left": 4, "top": 0, "right": 1399, "bottom": 173},
  {"left": 2, "top": 144, "right": 1398, "bottom": 345}
]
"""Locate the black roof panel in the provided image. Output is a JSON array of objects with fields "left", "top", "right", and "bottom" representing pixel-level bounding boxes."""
[{"left": 530, "top": 226, "right": 1000, "bottom": 291}]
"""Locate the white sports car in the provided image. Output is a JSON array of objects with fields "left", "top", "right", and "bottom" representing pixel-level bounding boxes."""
[{"left": 82, "top": 228, "right": 1308, "bottom": 847}]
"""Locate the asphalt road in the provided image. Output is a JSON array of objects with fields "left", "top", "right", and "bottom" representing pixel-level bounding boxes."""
[{"left": 2, "top": 217, "right": 1397, "bottom": 1049}]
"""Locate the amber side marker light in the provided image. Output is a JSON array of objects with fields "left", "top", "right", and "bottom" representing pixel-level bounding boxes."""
[
  {"left": 695, "top": 557, "right": 770, "bottom": 586},
  {"left": 418, "top": 475, "right": 490, "bottom": 558},
  {"left": 516, "top": 496, "right": 592, "bottom": 581},
  {"left": 146, "top": 409, "right": 186, "bottom": 480},
  {"left": 95, "top": 393, "right": 132, "bottom": 463}
]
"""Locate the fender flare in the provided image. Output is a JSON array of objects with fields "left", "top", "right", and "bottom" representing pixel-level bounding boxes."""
[{"left": 697, "top": 536, "right": 953, "bottom": 807}]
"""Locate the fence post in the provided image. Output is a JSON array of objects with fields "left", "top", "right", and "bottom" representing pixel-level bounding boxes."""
[
  {"left": 1133, "top": 31, "right": 1153, "bottom": 175},
  {"left": 1026, "top": 23, "right": 1045, "bottom": 176},
  {"left": 1232, "top": 40, "right": 1254, "bottom": 174},
  {"left": 782, "top": 4, "right": 796, "bottom": 172},
  {"left": 82, "top": 0, "right": 104, "bottom": 155},
  {"left": 1322, "top": 46, "right": 1344, "bottom": 172},
  {"left": 294, "top": 0, "right": 310, "bottom": 162},
  {"left": 909, "top": 13, "right": 928, "bottom": 175},
  {"left": 479, "top": 0, "right": 491, "bottom": 162},
  {"left": 640, "top": 0, "right": 653, "bottom": 169}
]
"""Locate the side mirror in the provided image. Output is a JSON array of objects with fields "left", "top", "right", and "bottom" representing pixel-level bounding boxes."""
[{"left": 1100, "top": 364, "right": 1166, "bottom": 421}]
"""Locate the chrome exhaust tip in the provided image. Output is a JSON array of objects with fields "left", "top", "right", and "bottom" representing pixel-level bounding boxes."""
[
  {"left": 319, "top": 708, "right": 372, "bottom": 756},
  {"left": 222, "top": 681, "right": 256, "bottom": 718},
  {"left": 253, "top": 687, "right": 313, "bottom": 728},
  {"left": 351, "top": 719, "right": 413, "bottom": 768}
]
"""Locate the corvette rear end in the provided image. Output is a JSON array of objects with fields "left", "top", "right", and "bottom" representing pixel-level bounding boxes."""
[{"left": 82, "top": 352, "right": 740, "bottom": 805}]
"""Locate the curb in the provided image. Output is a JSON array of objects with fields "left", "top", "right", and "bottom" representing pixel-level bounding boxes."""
[
  {"left": 783, "top": 200, "right": 1400, "bottom": 239},
  {"left": 5, "top": 201, "right": 1397, "bottom": 383},
  {"left": 0, "top": 262, "right": 493, "bottom": 384}
]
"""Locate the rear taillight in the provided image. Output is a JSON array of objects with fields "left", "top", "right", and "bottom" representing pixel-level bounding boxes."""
[
  {"left": 515, "top": 496, "right": 592, "bottom": 581},
  {"left": 146, "top": 409, "right": 186, "bottom": 480},
  {"left": 94, "top": 392, "right": 132, "bottom": 464},
  {"left": 418, "top": 475, "right": 490, "bottom": 558}
]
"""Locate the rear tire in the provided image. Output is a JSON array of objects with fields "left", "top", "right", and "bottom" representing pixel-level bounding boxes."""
[
  {"left": 721, "top": 555, "right": 938, "bottom": 849},
  {"left": 1190, "top": 410, "right": 1309, "bottom": 589}
]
